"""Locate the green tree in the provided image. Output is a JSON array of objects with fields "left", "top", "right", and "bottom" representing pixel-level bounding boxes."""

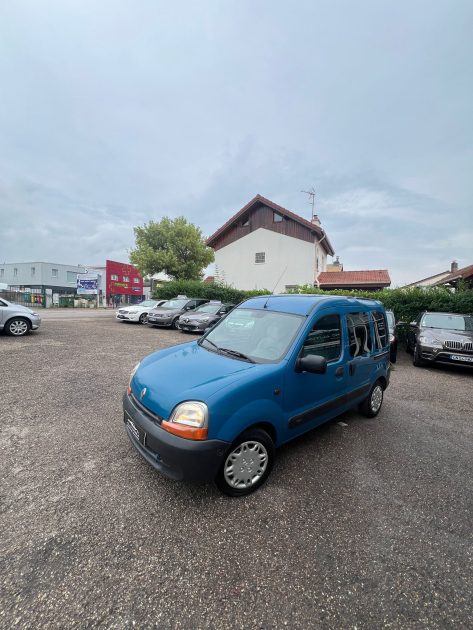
[{"left": 129, "top": 216, "right": 214, "bottom": 280}]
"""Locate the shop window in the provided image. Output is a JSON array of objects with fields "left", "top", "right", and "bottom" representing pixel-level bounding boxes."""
[
  {"left": 123, "top": 276, "right": 129, "bottom": 282},
  {"left": 111, "top": 274, "right": 118, "bottom": 281}
]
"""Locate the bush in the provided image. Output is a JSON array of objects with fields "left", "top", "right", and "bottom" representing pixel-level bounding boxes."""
[
  {"left": 152, "top": 280, "right": 271, "bottom": 305},
  {"left": 288, "top": 285, "right": 473, "bottom": 343}
]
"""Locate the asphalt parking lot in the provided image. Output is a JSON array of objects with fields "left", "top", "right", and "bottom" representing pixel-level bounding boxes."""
[{"left": 1, "top": 311, "right": 472, "bottom": 629}]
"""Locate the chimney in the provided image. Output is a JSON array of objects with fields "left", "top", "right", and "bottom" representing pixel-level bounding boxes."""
[
  {"left": 311, "top": 214, "right": 321, "bottom": 227},
  {"left": 451, "top": 260, "right": 458, "bottom": 273}
]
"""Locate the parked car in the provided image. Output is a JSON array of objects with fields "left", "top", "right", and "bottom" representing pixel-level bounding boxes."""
[
  {"left": 147, "top": 297, "right": 209, "bottom": 329},
  {"left": 116, "top": 299, "right": 166, "bottom": 324},
  {"left": 405, "top": 311, "right": 473, "bottom": 368},
  {"left": 0, "top": 297, "right": 41, "bottom": 336},
  {"left": 123, "top": 295, "right": 391, "bottom": 496},
  {"left": 177, "top": 301, "right": 235, "bottom": 333},
  {"left": 386, "top": 310, "right": 397, "bottom": 363}
]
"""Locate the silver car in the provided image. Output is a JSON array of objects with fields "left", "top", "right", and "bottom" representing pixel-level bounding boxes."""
[{"left": 0, "top": 297, "right": 42, "bottom": 336}]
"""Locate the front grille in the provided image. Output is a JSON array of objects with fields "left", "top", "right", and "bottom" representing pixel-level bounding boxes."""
[
  {"left": 130, "top": 393, "right": 163, "bottom": 425},
  {"left": 444, "top": 340, "right": 473, "bottom": 353}
]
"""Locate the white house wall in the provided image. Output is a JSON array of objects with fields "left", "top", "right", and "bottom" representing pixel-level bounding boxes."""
[{"left": 214, "top": 228, "right": 319, "bottom": 292}]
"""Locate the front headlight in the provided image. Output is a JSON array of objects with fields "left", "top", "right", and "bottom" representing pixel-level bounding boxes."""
[
  {"left": 418, "top": 335, "right": 442, "bottom": 347},
  {"left": 127, "top": 362, "right": 140, "bottom": 394},
  {"left": 128, "top": 310, "right": 138, "bottom": 314},
  {"left": 170, "top": 401, "right": 208, "bottom": 428},
  {"left": 200, "top": 317, "right": 210, "bottom": 322}
]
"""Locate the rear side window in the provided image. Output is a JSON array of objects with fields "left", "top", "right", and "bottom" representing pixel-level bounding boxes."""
[
  {"left": 347, "top": 312, "right": 372, "bottom": 357},
  {"left": 300, "top": 314, "right": 342, "bottom": 362},
  {"left": 372, "top": 311, "right": 388, "bottom": 349}
]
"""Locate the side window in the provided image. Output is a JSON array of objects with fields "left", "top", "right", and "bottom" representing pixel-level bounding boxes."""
[
  {"left": 372, "top": 311, "right": 388, "bottom": 349},
  {"left": 186, "top": 301, "right": 196, "bottom": 310},
  {"left": 300, "top": 314, "right": 341, "bottom": 362},
  {"left": 347, "top": 312, "right": 372, "bottom": 357}
]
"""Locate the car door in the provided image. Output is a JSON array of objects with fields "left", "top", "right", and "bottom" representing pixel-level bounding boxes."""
[
  {"left": 282, "top": 310, "right": 350, "bottom": 440},
  {"left": 344, "top": 310, "right": 376, "bottom": 394}
]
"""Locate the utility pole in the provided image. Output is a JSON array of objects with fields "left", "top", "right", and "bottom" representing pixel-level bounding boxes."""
[{"left": 301, "top": 187, "right": 316, "bottom": 221}]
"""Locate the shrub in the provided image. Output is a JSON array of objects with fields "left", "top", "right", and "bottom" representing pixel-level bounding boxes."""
[{"left": 152, "top": 280, "right": 271, "bottom": 304}]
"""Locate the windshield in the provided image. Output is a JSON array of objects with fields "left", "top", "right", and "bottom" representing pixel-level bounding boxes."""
[
  {"left": 386, "top": 311, "right": 395, "bottom": 328},
  {"left": 194, "top": 303, "right": 221, "bottom": 314},
  {"left": 200, "top": 308, "right": 304, "bottom": 363},
  {"left": 138, "top": 300, "right": 157, "bottom": 307},
  {"left": 159, "top": 299, "right": 188, "bottom": 310},
  {"left": 422, "top": 313, "right": 473, "bottom": 331}
]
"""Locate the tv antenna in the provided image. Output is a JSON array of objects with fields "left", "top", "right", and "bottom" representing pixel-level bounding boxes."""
[{"left": 301, "top": 187, "right": 316, "bottom": 221}]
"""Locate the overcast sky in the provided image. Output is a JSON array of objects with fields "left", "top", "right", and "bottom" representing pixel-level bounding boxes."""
[{"left": 0, "top": 1, "right": 472, "bottom": 286}]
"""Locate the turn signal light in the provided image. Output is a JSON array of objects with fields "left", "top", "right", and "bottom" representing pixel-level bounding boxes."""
[{"left": 162, "top": 421, "right": 208, "bottom": 441}]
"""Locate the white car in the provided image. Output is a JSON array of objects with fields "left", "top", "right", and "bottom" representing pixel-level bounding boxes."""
[{"left": 116, "top": 300, "right": 166, "bottom": 324}]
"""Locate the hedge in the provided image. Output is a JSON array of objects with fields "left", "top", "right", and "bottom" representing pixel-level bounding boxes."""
[
  {"left": 152, "top": 281, "right": 473, "bottom": 343},
  {"left": 152, "top": 280, "right": 271, "bottom": 304},
  {"left": 287, "top": 285, "right": 473, "bottom": 342}
]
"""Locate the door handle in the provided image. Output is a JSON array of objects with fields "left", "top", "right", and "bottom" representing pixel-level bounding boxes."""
[{"left": 335, "top": 366, "right": 344, "bottom": 376}]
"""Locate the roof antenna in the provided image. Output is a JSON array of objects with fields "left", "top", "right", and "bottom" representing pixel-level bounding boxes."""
[{"left": 301, "top": 187, "right": 316, "bottom": 221}]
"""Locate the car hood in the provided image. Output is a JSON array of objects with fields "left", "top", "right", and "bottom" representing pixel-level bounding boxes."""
[
  {"left": 424, "top": 328, "right": 473, "bottom": 342},
  {"left": 179, "top": 312, "right": 216, "bottom": 322},
  {"left": 131, "top": 341, "right": 260, "bottom": 418},
  {"left": 148, "top": 307, "right": 180, "bottom": 316}
]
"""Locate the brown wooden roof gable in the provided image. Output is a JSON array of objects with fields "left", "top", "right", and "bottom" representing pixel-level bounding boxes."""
[{"left": 206, "top": 194, "right": 335, "bottom": 256}]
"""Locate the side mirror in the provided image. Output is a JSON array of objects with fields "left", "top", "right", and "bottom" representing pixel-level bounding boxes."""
[
  {"left": 295, "top": 355, "right": 327, "bottom": 374},
  {"left": 409, "top": 321, "right": 417, "bottom": 326}
]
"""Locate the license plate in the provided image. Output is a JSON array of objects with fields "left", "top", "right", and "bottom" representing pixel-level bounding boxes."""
[
  {"left": 125, "top": 414, "right": 146, "bottom": 445},
  {"left": 450, "top": 354, "right": 473, "bottom": 363},
  {"left": 117, "top": 315, "right": 125, "bottom": 319}
]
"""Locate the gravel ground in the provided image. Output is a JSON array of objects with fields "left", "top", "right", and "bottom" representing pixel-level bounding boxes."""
[{"left": 1, "top": 312, "right": 472, "bottom": 629}]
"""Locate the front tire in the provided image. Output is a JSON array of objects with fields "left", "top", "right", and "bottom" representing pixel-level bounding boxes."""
[
  {"left": 139, "top": 313, "right": 148, "bottom": 324},
  {"left": 5, "top": 317, "right": 31, "bottom": 337},
  {"left": 215, "top": 428, "right": 275, "bottom": 497},
  {"left": 359, "top": 381, "right": 384, "bottom": 418},
  {"left": 413, "top": 344, "right": 426, "bottom": 367}
]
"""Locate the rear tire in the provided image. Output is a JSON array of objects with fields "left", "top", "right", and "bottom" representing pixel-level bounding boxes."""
[
  {"left": 215, "top": 428, "right": 275, "bottom": 497},
  {"left": 359, "top": 381, "right": 384, "bottom": 418},
  {"left": 5, "top": 317, "right": 30, "bottom": 337}
]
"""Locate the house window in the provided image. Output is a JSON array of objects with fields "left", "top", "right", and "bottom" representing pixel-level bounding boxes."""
[
  {"left": 285, "top": 285, "right": 298, "bottom": 292},
  {"left": 111, "top": 274, "right": 118, "bottom": 281},
  {"left": 52, "top": 268, "right": 58, "bottom": 278},
  {"left": 14, "top": 268, "right": 18, "bottom": 277},
  {"left": 255, "top": 252, "right": 265, "bottom": 264},
  {"left": 273, "top": 212, "right": 283, "bottom": 223},
  {"left": 123, "top": 276, "right": 129, "bottom": 282},
  {"left": 133, "top": 277, "right": 140, "bottom": 284},
  {"left": 242, "top": 218, "right": 249, "bottom": 227},
  {"left": 0, "top": 269, "right": 4, "bottom": 278},
  {"left": 31, "top": 266, "right": 35, "bottom": 277}
]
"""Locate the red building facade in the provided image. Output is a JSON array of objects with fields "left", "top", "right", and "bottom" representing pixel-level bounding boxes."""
[{"left": 106, "top": 260, "right": 143, "bottom": 305}]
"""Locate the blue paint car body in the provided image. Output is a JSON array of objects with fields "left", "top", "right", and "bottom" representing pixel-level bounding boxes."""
[{"left": 124, "top": 295, "right": 391, "bottom": 490}]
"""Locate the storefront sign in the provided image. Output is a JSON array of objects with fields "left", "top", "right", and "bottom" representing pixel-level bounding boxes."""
[{"left": 77, "top": 273, "right": 98, "bottom": 295}]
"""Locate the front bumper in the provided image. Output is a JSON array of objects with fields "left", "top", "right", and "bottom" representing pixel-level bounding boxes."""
[
  {"left": 116, "top": 312, "right": 140, "bottom": 322},
  {"left": 178, "top": 321, "right": 207, "bottom": 333},
  {"left": 418, "top": 344, "right": 473, "bottom": 366},
  {"left": 147, "top": 316, "right": 173, "bottom": 327},
  {"left": 123, "top": 393, "right": 229, "bottom": 482},
  {"left": 31, "top": 316, "right": 41, "bottom": 330}
]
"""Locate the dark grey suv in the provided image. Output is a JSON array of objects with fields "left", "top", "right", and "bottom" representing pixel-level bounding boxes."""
[
  {"left": 177, "top": 302, "right": 235, "bottom": 333},
  {"left": 406, "top": 311, "right": 473, "bottom": 368},
  {"left": 147, "top": 297, "right": 209, "bottom": 329}
]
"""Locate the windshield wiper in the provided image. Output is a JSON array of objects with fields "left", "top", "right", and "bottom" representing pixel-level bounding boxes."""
[
  {"left": 218, "top": 348, "right": 255, "bottom": 363},
  {"left": 199, "top": 337, "right": 219, "bottom": 350}
]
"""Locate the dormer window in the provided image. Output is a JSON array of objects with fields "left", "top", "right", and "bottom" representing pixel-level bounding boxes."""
[
  {"left": 242, "top": 218, "right": 249, "bottom": 227},
  {"left": 273, "top": 212, "right": 283, "bottom": 223}
]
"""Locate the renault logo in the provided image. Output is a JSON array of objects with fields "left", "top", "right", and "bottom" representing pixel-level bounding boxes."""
[{"left": 140, "top": 387, "right": 147, "bottom": 400}]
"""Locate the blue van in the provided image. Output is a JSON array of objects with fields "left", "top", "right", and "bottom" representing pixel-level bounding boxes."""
[{"left": 124, "top": 295, "right": 391, "bottom": 496}]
